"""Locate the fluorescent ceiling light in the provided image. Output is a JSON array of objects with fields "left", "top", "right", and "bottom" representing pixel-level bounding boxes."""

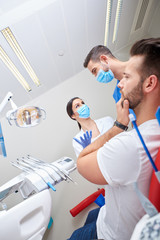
[
  {"left": 104, "top": 0, "right": 112, "bottom": 46},
  {"left": 112, "top": 0, "right": 123, "bottom": 43},
  {"left": 1, "top": 27, "right": 41, "bottom": 87},
  {"left": 0, "top": 46, "right": 31, "bottom": 92}
]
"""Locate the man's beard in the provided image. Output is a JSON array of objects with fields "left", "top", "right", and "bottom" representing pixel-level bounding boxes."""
[{"left": 122, "top": 80, "right": 143, "bottom": 110}]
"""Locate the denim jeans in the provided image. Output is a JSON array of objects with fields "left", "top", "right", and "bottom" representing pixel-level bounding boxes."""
[{"left": 67, "top": 208, "right": 100, "bottom": 240}]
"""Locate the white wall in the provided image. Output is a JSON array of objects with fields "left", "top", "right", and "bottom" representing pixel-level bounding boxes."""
[{"left": 0, "top": 69, "right": 117, "bottom": 240}]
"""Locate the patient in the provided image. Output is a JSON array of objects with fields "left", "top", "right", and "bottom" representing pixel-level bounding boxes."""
[{"left": 67, "top": 38, "right": 160, "bottom": 240}]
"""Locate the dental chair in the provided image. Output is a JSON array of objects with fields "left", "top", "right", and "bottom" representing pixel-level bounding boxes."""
[
  {"left": 0, "top": 189, "right": 51, "bottom": 240},
  {"left": 149, "top": 147, "right": 160, "bottom": 212},
  {"left": 0, "top": 156, "right": 76, "bottom": 240},
  {"left": 130, "top": 148, "right": 160, "bottom": 240}
]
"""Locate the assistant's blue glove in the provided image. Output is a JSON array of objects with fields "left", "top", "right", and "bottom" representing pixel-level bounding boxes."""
[{"left": 73, "top": 130, "right": 92, "bottom": 149}]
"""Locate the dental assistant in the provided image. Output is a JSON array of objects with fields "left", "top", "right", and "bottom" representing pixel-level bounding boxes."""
[{"left": 66, "top": 97, "right": 114, "bottom": 157}]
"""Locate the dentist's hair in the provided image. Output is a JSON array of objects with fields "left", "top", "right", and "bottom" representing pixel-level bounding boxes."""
[
  {"left": 66, "top": 97, "right": 83, "bottom": 130},
  {"left": 83, "top": 45, "right": 115, "bottom": 68},
  {"left": 130, "top": 38, "right": 160, "bottom": 81}
]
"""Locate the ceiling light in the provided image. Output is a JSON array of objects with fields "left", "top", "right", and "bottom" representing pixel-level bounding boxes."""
[
  {"left": 0, "top": 46, "right": 31, "bottom": 92},
  {"left": 112, "top": 0, "right": 123, "bottom": 43},
  {"left": 104, "top": 0, "right": 112, "bottom": 46},
  {"left": 1, "top": 27, "right": 41, "bottom": 87}
]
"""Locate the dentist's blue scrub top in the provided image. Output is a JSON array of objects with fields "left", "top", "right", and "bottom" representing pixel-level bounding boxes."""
[{"left": 113, "top": 80, "right": 135, "bottom": 117}]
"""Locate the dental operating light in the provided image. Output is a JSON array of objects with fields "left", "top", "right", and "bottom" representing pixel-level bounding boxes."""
[
  {"left": 1, "top": 27, "right": 41, "bottom": 87},
  {"left": 0, "top": 92, "right": 46, "bottom": 128},
  {"left": 0, "top": 47, "right": 31, "bottom": 92},
  {"left": 6, "top": 106, "right": 46, "bottom": 128},
  {"left": 104, "top": 0, "right": 112, "bottom": 46},
  {"left": 112, "top": 0, "right": 123, "bottom": 43}
]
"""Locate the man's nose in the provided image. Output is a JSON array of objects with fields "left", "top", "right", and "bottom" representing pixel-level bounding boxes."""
[
  {"left": 117, "top": 81, "right": 122, "bottom": 89},
  {"left": 117, "top": 77, "right": 125, "bottom": 89}
]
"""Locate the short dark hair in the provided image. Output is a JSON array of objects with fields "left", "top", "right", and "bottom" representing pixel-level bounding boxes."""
[
  {"left": 66, "top": 97, "right": 83, "bottom": 130},
  {"left": 83, "top": 45, "right": 115, "bottom": 68},
  {"left": 130, "top": 38, "right": 160, "bottom": 81}
]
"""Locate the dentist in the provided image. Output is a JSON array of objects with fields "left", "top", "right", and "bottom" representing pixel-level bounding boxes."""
[{"left": 84, "top": 45, "right": 129, "bottom": 103}]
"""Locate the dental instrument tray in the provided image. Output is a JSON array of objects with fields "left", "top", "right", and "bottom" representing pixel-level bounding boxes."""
[{"left": 0, "top": 156, "right": 76, "bottom": 201}]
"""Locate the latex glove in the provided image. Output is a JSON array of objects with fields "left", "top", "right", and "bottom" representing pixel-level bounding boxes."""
[{"left": 73, "top": 130, "right": 92, "bottom": 148}]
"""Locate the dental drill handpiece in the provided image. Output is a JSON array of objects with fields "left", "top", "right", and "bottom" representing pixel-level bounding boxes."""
[
  {"left": 11, "top": 161, "right": 31, "bottom": 174},
  {"left": 52, "top": 163, "right": 75, "bottom": 183},
  {"left": 20, "top": 157, "right": 58, "bottom": 183},
  {"left": 16, "top": 159, "right": 56, "bottom": 192},
  {"left": 27, "top": 155, "right": 75, "bottom": 183},
  {"left": 29, "top": 155, "right": 76, "bottom": 184},
  {"left": 27, "top": 155, "right": 67, "bottom": 181}
]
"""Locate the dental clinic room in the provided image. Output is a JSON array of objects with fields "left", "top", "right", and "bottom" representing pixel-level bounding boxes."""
[{"left": 0, "top": 0, "right": 160, "bottom": 240}]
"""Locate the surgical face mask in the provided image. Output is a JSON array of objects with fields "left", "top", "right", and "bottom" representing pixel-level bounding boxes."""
[
  {"left": 6, "top": 106, "right": 46, "bottom": 128},
  {"left": 96, "top": 69, "right": 114, "bottom": 83},
  {"left": 77, "top": 104, "right": 90, "bottom": 118}
]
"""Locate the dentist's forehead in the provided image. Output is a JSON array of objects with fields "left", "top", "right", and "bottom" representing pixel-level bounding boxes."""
[{"left": 88, "top": 60, "right": 100, "bottom": 71}]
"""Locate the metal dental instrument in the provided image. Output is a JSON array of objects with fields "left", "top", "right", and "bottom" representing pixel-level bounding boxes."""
[
  {"left": 26, "top": 156, "right": 66, "bottom": 181},
  {"left": 28, "top": 155, "right": 76, "bottom": 184},
  {"left": 11, "top": 161, "right": 31, "bottom": 174},
  {"left": 19, "top": 157, "right": 58, "bottom": 183},
  {"left": 52, "top": 163, "right": 75, "bottom": 184},
  {"left": 27, "top": 155, "right": 67, "bottom": 181}
]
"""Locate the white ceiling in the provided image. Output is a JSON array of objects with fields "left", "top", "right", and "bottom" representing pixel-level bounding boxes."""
[{"left": 0, "top": 0, "right": 159, "bottom": 109}]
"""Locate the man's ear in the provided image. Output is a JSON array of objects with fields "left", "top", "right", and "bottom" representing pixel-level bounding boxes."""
[
  {"left": 99, "top": 55, "right": 109, "bottom": 64},
  {"left": 144, "top": 75, "right": 158, "bottom": 93}
]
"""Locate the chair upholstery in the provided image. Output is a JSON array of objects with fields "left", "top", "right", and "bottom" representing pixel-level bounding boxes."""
[{"left": 148, "top": 148, "right": 160, "bottom": 212}]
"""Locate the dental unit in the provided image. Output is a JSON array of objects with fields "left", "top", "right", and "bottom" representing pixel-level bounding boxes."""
[
  {"left": 0, "top": 156, "right": 76, "bottom": 240},
  {"left": 0, "top": 92, "right": 77, "bottom": 239}
]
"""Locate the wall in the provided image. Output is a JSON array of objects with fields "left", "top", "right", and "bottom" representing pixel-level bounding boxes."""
[{"left": 0, "top": 69, "right": 117, "bottom": 240}]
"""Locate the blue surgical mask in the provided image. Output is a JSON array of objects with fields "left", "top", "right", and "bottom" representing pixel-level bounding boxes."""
[
  {"left": 96, "top": 69, "right": 114, "bottom": 83},
  {"left": 77, "top": 104, "right": 90, "bottom": 118}
]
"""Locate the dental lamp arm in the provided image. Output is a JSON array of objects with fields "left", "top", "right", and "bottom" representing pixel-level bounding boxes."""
[{"left": 0, "top": 92, "right": 13, "bottom": 114}]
